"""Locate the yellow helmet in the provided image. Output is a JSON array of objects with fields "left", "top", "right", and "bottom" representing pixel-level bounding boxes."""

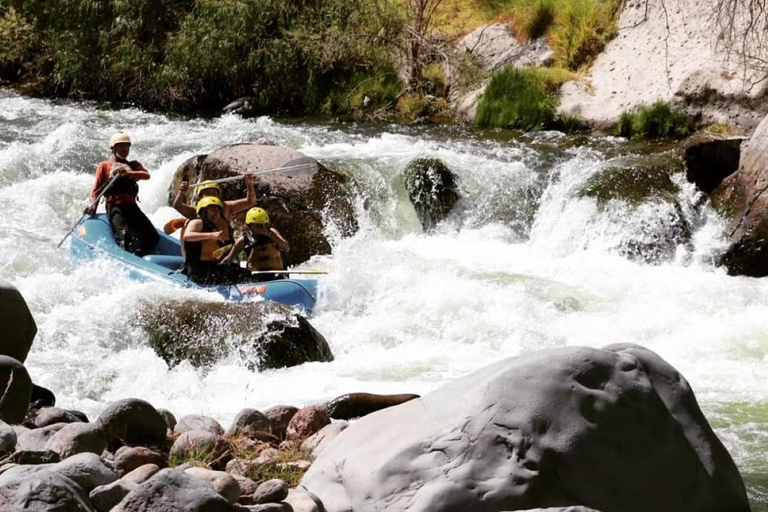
[
  {"left": 196, "top": 196, "right": 224, "bottom": 214},
  {"left": 196, "top": 180, "right": 221, "bottom": 198},
  {"left": 109, "top": 133, "right": 131, "bottom": 148},
  {"left": 246, "top": 207, "right": 269, "bottom": 225}
]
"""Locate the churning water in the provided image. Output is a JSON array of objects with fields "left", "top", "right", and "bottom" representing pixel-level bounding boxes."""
[{"left": 1, "top": 89, "right": 766, "bottom": 506}]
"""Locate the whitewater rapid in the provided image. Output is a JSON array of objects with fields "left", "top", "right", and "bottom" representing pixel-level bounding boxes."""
[{"left": 0, "top": 90, "right": 766, "bottom": 503}]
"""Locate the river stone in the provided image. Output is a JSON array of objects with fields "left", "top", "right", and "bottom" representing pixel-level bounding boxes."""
[
  {"left": 286, "top": 406, "right": 330, "bottom": 442},
  {"left": 157, "top": 408, "right": 177, "bottom": 431},
  {"left": 137, "top": 299, "right": 333, "bottom": 372},
  {"left": 168, "top": 143, "right": 358, "bottom": 267},
  {"left": 456, "top": 23, "right": 554, "bottom": 73},
  {"left": 679, "top": 132, "right": 744, "bottom": 194},
  {"left": 169, "top": 430, "right": 231, "bottom": 469},
  {"left": 175, "top": 414, "right": 224, "bottom": 436},
  {"left": 0, "top": 466, "right": 95, "bottom": 511},
  {"left": 90, "top": 479, "right": 139, "bottom": 512},
  {"left": 0, "top": 278, "right": 37, "bottom": 364},
  {"left": 250, "top": 478, "right": 289, "bottom": 504},
  {"left": 17, "top": 422, "right": 67, "bottom": 451},
  {"left": 122, "top": 463, "right": 161, "bottom": 484},
  {"left": 404, "top": 158, "right": 460, "bottom": 232},
  {"left": 711, "top": 112, "right": 768, "bottom": 276},
  {"left": 34, "top": 406, "right": 84, "bottom": 428},
  {"left": 46, "top": 421, "right": 107, "bottom": 458},
  {"left": 284, "top": 487, "right": 325, "bottom": 512},
  {"left": 184, "top": 466, "right": 241, "bottom": 503},
  {"left": 96, "top": 398, "right": 167, "bottom": 449},
  {"left": 30, "top": 383, "right": 56, "bottom": 409},
  {"left": 323, "top": 392, "right": 420, "bottom": 420},
  {"left": 52, "top": 452, "right": 118, "bottom": 493},
  {"left": 301, "top": 343, "right": 749, "bottom": 512},
  {"left": 112, "top": 468, "right": 233, "bottom": 512},
  {"left": 263, "top": 405, "right": 298, "bottom": 440},
  {"left": 0, "top": 420, "right": 16, "bottom": 457},
  {"left": 226, "top": 408, "right": 272, "bottom": 439},
  {"left": 0, "top": 355, "right": 32, "bottom": 424},
  {"left": 114, "top": 446, "right": 167, "bottom": 476}
]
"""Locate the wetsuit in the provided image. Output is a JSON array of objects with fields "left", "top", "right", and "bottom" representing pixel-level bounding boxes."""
[{"left": 91, "top": 158, "right": 159, "bottom": 256}]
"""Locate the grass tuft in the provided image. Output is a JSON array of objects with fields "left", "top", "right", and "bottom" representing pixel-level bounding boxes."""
[{"left": 616, "top": 101, "right": 694, "bottom": 139}]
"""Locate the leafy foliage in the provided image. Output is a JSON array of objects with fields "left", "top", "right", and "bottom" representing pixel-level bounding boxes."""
[{"left": 617, "top": 101, "right": 694, "bottom": 139}]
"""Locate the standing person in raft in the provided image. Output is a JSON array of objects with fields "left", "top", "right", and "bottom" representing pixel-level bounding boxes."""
[
  {"left": 181, "top": 197, "right": 252, "bottom": 285},
  {"left": 85, "top": 132, "right": 159, "bottom": 256},
  {"left": 220, "top": 207, "right": 289, "bottom": 282}
]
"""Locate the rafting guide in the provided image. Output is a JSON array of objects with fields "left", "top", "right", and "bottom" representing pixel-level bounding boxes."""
[{"left": 84, "top": 132, "right": 159, "bottom": 256}]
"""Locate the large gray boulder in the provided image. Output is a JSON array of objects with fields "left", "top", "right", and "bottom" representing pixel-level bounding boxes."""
[
  {"left": 168, "top": 144, "right": 358, "bottom": 267},
  {"left": 95, "top": 398, "right": 167, "bottom": 449},
  {"left": 0, "top": 466, "right": 96, "bottom": 511},
  {"left": 301, "top": 344, "right": 749, "bottom": 512},
  {"left": 0, "top": 279, "right": 37, "bottom": 364},
  {"left": 137, "top": 299, "right": 333, "bottom": 372},
  {"left": 711, "top": 112, "right": 768, "bottom": 276}
]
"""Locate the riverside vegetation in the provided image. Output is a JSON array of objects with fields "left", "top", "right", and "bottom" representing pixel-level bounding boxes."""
[{"left": 0, "top": 0, "right": 695, "bottom": 135}]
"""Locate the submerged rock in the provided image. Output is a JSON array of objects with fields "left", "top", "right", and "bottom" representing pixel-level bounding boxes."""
[
  {"left": 404, "top": 158, "right": 460, "bottom": 231},
  {"left": 301, "top": 344, "right": 749, "bottom": 512},
  {"left": 137, "top": 299, "right": 333, "bottom": 372},
  {"left": 711, "top": 112, "right": 768, "bottom": 277},
  {"left": 577, "top": 153, "right": 693, "bottom": 263},
  {"left": 168, "top": 144, "right": 358, "bottom": 267}
]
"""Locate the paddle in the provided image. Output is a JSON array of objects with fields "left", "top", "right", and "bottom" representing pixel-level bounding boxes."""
[
  {"left": 55, "top": 174, "right": 121, "bottom": 249},
  {"left": 190, "top": 162, "right": 317, "bottom": 190},
  {"left": 251, "top": 270, "right": 328, "bottom": 275}
]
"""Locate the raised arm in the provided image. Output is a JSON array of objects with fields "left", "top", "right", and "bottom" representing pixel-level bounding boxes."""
[
  {"left": 224, "top": 172, "right": 256, "bottom": 215},
  {"left": 173, "top": 181, "right": 197, "bottom": 220}
]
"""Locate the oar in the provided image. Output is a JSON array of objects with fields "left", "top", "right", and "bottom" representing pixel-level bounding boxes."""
[
  {"left": 190, "top": 162, "right": 316, "bottom": 189},
  {"left": 251, "top": 270, "right": 328, "bottom": 275},
  {"left": 55, "top": 174, "right": 120, "bottom": 249}
]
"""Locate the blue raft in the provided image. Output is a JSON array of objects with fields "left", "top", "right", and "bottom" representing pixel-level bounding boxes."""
[{"left": 69, "top": 214, "right": 318, "bottom": 313}]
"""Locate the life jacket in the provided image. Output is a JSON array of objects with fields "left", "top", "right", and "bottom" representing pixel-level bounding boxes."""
[
  {"left": 182, "top": 217, "right": 233, "bottom": 266},
  {"left": 104, "top": 160, "right": 141, "bottom": 206},
  {"left": 245, "top": 233, "right": 284, "bottom": 272}
]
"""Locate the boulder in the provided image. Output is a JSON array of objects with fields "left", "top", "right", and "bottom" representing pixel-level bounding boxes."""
[
  {"left": 184, "top": 466, "right": 241, "bottom": 503},
  {"left": 137, "top": 299, "right": 333, "bottom": 372},
  {"left": 113, "top": 447, "right": 167, "bottom": 476},
  {"left": 576, "top": 154, "right": 693, "bottom": 263},
  {"left": 34, "top": 407, "right": 84, "bottom": 428},
  {"left": 157, "top": 408, "right": 177, "bottom": 432},
  {"left": 404, "top": 158, "right": 461, "bottom": 232},
  {"left": 1, "top": 450, "right": 60, "bottom": 465},
  {"left": 680, "top": 132, "right": 744, "bottom": 194},
  {"left": 226, "top": 408, "right": 272, "bottom": 439},
  {"left": 0, "top": 355, "right": 32, "bottom": 424},
  {"left": 250, "top": 478, "right": 289, "bottom": 504},
  {"left": 0, "top": 420, "right": 16, "bottom": 458},
  {"left": 52, "top": 452, "right": 118, "bottom": 493},
  {"left": 284, "top": 487, "right": 325, "bottom": 512},
  {"left": 0, "top": 466, "right": 95, "bottom": 511},
  {"left": 122, "top": 463, "right": 161, "bottom": 485},
  {"left": 300, "top": 421, "right": 348, "bottom": 461},
  {"left": 96, "top": 398, "right": 167, "bottom": 449},
  {"left": 168, "top": 144, "right": 358, "bottom": 267},
  {"left": 17, "top": 422, "right": 67, "bottom": 451},
  {"left": 263, "top": 405, "right": 298, "bottom": 440},
  {"left": 90, "top": 479, "right": 138, "bottom": 512},
  {"left": 711, "top": 112, "right": 768, "bottom": 276},
  {"left": 112, "top": 468, "right": 233, "bottom": 512},
  {"left": 323, "top": 392, "right": 420, "bottom": 420},
  {"left": 29, "top": 383, "right": 56, "bottom": 409},
  {"left": 45, "top": 421, "right": 107, "bottom": 458},
  {"left": 175, "top": 414, "right": 224, "bottom": 436},
  {"left": 286, "top": 407, "right": 330, "bottom": 442},
  {"left": 0, "top": 279, "right": 37, "bottom": 363},
  {"left": 455, "top": 23, "right": 554, "bottom": 73},
  {"left": 301, "top": 344, "right": 749, "bottom": 512}
]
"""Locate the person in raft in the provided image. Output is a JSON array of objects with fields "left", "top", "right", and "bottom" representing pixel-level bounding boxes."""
[
  {"left": 220, "top": 207, "right": 289, "bottom": 282},
  {"left": 173, "top": 172, "right": 256, "bottom": 222},
  {"left": 85, "top": 132, "right": 159, "bottom": 256},
  {"left": 180, "top": 196, "right": 252, "bottom": 285}
]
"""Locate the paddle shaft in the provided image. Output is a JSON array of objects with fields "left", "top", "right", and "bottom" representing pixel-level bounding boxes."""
[
  {"left": 56, "top": 174, "right": 121, "bottom": 249},
  {"left": 190, "top": 162, "right": 316, "bottom": 189},
  {"left": 251, "top": 270, "right": 328, "bottom": 275}
]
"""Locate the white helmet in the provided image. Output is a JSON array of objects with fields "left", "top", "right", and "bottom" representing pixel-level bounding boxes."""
[{"left": 109, "top": 133, "right": 131, "bottom": 148}]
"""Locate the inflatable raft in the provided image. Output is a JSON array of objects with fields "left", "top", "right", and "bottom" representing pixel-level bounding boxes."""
[{"left": 69, "top": 214, "right": 317, "bottom": 312}]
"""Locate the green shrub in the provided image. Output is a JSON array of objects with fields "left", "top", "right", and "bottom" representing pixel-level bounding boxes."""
[
  {"left": 0, "top": 7, "right": 36, "bottom": 78},
  {"left": 617, "top": 101, "right": 694, "bottom": 139}
]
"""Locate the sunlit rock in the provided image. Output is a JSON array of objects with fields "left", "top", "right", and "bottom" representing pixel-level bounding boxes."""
[
  {"left": 711, "top": 113, "right": 768, "bottom": 276},
  {"left": 136, "top": 299, "right": 333, "bottom": 372},
  {"left": 301, "top": 344, "right": 749, "bottom": 512},
  {"left": 168, "top": 144, "right": 358, "bottom": 267}
]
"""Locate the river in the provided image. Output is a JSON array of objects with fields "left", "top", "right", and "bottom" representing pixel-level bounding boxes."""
[{"left": 0, "top": 89, "right": 766, "bottom": 507}]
